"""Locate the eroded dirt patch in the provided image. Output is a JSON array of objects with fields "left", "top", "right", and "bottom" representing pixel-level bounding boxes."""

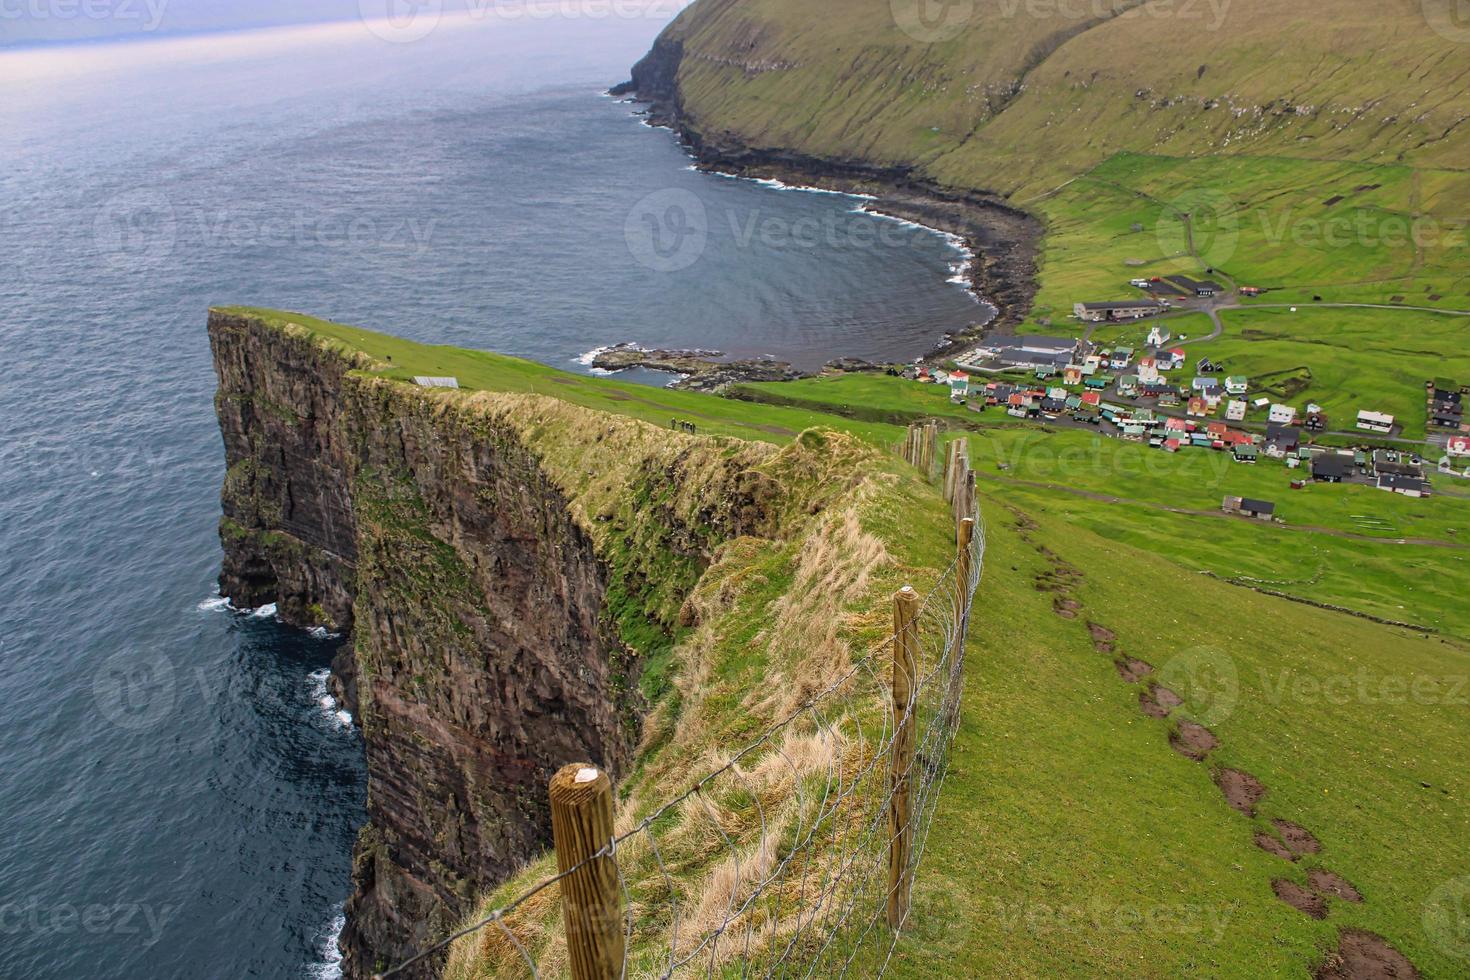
[
  {"left": 1115, "top": 658, "right": 1153, "bottom": 682},
  {"left": 1273, "top": 819, "right": 1322, "bottom": 857},
  {"left": 1087, "top": 622, "right": 1116, "bottom": 653},
  {"left": 1315, "top": 929, "right": 1421, "bottom": 980},
  {"left": 1054, "top": 596, "right": 1083, "bottom": 619},
  {"left": 1309, "top": 870, "right": 1363, "bottom": 903},
  {"left": 1216, "top": 768, "right": 1265, "bottom": 815},
  {"left": 1170, "top": 720, "right": 1219, "bottom": 760},
  {"left": 1254, "top": 831, "right": 1296, "bottom": 861},
  {"left": 1139, "top": 688, "right": 1173, "bottom": 718},
  {"left": 1274, "top": 879, "right": 1328, "bottom": 919}
]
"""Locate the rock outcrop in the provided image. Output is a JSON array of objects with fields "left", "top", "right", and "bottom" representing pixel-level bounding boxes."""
[{"left": 209, "top": 310, "right": 782, "bottom": 977}]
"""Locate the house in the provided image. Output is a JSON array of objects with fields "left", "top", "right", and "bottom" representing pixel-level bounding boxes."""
[
  {"left": 1312, "top": 454, "right": 1355, "bottom": 483},
  {"left": 1253, "top": 396, "right": 1272, "bottom": 409},
  {"left": 1064, "top": 365, "right": 1084, "bottom": 385},
  {"left": 1145, "top": 326, "right": 1171, "bottom": 348},
  {"left": 1304, "top": 411, "right": 1328, "bottom": 432},
  {"left": 1207, "top": 422, "right": 1230, "bottom": 443},
  {"left": 1165, "top": 416, "right": 1190, "bottom": 434},
  {"left": 1155, "top": 348, "right": 1186, "bottom": 371},
  {"left": 1378, "top": 474, "right": 1430, "bottom": 497},
  {"left": 1372, "top": 450, "right": 1424, "bottom": 479},
  {"left": 1192, "top": 377, "right": 1222, "bottom": 393},
  {"left": 1269, "top": 404, "right": 1298, "bottom": 425},
  {"left": 949, "top": 371, "right": 970, "bottom": 402},
  {"left": 1223, "top": 496, "right": 1275, "bottom": 520},
  {"left": 1225, "top": 376, "right": 1249, "bottom": 396},
  {"left": 1117, "top": 375, "right": 1140, "bottom": 397},
  {"left": 1110, "top": 348, "right": 1134, "bottom": 370},
  {"left": 1081, "top": 391, "right": 1102, "bottom": 407},
  {"left": 1426, "top": 378, "right": 1467, "bottom": 431},
  {"left": 1074, "top": 300, "right": 1165, "bottom": 322},
  {"left": 1085, "top": 375, "right": 1111, "bottom": 391},
  {"left": 1136, "top": 357, "right": 1160, "bottom": 383},
  {"left": 1159, "top": 391, "right": 1182, "bottom": 408},
  {"left": 1041, "top": 396, "right": 1068, "bottom": 414},
  {"left": 1265, "top": 425, "right": 1300, "bottom": 458},
  {"left": 1357, "top": 410, "right": 1395, "bottom": 434},
  {"left": 1047, "top": 385, "right": 1070, "bottom": 401},
  {"left": 1187, "top": 397, "right": 1209, "bottom": 417},
  {"left": 1233, "top": 443, "right": 1260, "bottom": 463},
  {"left": 1226, "top": 399, "right": 1248, "bottom": 421},
  {"left": 1448, "top": 435, "right": 1470, "bottom": 457}
]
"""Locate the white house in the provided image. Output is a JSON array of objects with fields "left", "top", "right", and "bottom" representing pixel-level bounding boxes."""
[
  {"left": 1146, "top": 325, "right": 1172, "bottom": 348},
  {"left": 1110, "top": 347, "right": 1134, "bottom": 370},
  {"left": 1448, "top": 435, "right": 1470, "bottom": 457},
  {"left": 1224, "top": 376, "right": 1249, "bottom": 396},
  {"left": 1269, "top": 404, "right": 1298, "bottom": 425},
  {"left": 1253, "top": 396, "right": 1272, "bottom": 409},
  {"left": 949, "top": 371, "right": 970, "bottom": 402},
  {"left": 1226, "top": 400, "right": 1248, "bottom": 421},
  {"left": 1357, "top": 410, "right": 1395, "bottom": 434}
]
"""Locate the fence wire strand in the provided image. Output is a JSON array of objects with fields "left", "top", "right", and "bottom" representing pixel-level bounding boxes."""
[{"left": 376, "top": 477, "right": 986, "bottom": 980}]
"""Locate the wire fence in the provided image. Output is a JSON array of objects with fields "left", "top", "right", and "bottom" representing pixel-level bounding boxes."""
[{"left": 378, "top": 432, "right": 984, "bottom": 980}]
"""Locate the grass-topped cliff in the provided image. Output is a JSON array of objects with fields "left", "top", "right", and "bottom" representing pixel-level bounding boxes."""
[{"left": 212, "top": 309, "right": 1468, "bottom": 978}]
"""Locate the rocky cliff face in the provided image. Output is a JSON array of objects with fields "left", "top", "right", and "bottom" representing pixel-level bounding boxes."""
[{"left": 209, "top": 310, "right": 781, "bottom": 977}]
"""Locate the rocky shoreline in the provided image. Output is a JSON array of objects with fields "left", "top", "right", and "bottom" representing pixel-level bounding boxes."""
[
  {"left": 611, "top": 40, "right": 1041, "bottom": 366},
  {"left": 588, "top": 342, "right": 807, "bottom": 390}
]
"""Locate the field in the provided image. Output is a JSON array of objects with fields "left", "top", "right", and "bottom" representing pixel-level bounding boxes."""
[{"left": 248, "top": 310, "right": 1470, "bottom": 978}]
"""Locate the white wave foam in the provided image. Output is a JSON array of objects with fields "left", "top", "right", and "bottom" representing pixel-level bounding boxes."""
[
  {"left": 575, "top": 346, "right": 622, "bottom": 375},
  {"left": 308, "top": 668, "right": 353, "bottom": 731},
  {"left": 306, "top": 907, "right": 346, "bottom": 980},
  {"left": 249, "top": 602, "right": 278, "bottom": 619},
  {"left": 307, "top": 625, "right": 342, "bottom": 641},
  {"left": 196, "top": 594, "right": 232, "bottom": 613}
]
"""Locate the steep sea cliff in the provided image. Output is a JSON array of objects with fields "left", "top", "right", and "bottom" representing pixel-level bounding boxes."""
[{"left": 210, "top": 310, "right": 793, "bottom": 976}]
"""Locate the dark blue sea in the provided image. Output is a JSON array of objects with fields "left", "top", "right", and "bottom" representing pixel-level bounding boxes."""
[{"left": 0, "top": 11, "right": 982, "bottom": 978}]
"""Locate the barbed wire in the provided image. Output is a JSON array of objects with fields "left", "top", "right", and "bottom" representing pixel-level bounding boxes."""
[{"left": 377, "top": 478, "right": 986, "bottom": 980}]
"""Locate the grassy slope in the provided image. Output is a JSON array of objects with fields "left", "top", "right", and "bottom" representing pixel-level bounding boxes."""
[
  {"left": 897, "top": 495, "right": 1470, "bottom": 978},
  {"left": 238, "top": 310, "right": 1469, "bottom": 976}
]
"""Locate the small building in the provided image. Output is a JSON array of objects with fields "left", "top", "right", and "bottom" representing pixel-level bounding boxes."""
[
  {"left": 1372, "top": 450, "right": 1424, "bottom": 479},
  {"left": 1357, "top": 410, "right": 1395, "bottom": 434},
  {"left": 1448, "top": 435, "right": 1470, "bottom": 457},
  {"left": 1074, "top": 300, "right": 1165, "bottom": 322},
  {"left": 1155, "top": 348, "right": 1186, "bottom": 371},
  {"left": 1187, "top": 397, "right": 1210, "bottom": 417},
  {"left": 1312, "top": 454, "right": 1355, "bottom": 483},
  {"left": 1167, "top": 275, "right": 1223, "bottom": 298},
  {"left": 1233, "top": 443, "right": 1260, "bottom": 463},
  {"left": 1110, "top": 348, "right": 1134, "bottom": 370},
  {"left": 1304, "top": 411, "right": 1328, "bottom": 432},
  {"left": 1117, "top": 375, "right": 1140, "bottom": 397},
  {"left": 1081, "top": 391, "right": 1102, "bottom": 407},
  {"left": 1427, "top": 378, "right": 1468, "bottom": 431},
  {"left": 1253, "top": 396, "right": 1272, "bottom": 409},
  {"left": 949, "top": 371, "right": 970, "bottom": 402},
  {"left": 1226, "top": 399, "right": 1248, "bottom": 421},
  {"left": 1223, "top": 496, "right": 1275, "bottom": 520},
  {"left": 1146, "top": 325, "right": 1172, "bottom": 348},
  {"left": 1265, "top": 425, "right": 1300, "bottom": 458},
  {"left": 1378, "top": 474, "right": 1429, "bottom": 497},
  {"left": 414, "top": 376, "right": 460, "bottom": 389},
  {"left": 1064, "top": 365, "right": 1084, "bottom": 385},
  {"left": 1269, "top": 404, "right": 1298, "bottom": 425},
  {"left": 1085, "top": 375, "right": 1111, "bottom": 391},
  {"left": 1225, "top": 376, "right": 1249, "bottom": 396}
]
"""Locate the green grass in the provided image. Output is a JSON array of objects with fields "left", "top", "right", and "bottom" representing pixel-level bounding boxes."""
[
  {"left": 1202, "top": 306, "right": 1470, "bottom": 441},
  {"left": 893, "top": 495, "right": 1470, "bottom": 977}
]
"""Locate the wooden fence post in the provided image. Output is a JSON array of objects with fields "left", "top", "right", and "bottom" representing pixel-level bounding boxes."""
[
  {"left": 887, "top": 586, "right": 920, "bottom": 928},
  {"left": 550, "top": 764, "right": 624, "bottom": 980}
]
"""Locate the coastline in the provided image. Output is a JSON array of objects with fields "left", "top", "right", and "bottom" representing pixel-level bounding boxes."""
[{"left": 610, "top": 53, "right": 1040, "bottom": 369}]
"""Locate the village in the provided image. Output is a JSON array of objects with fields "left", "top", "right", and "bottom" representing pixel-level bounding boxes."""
[{"left": 906, "top": 285, "right": 1470, "bottom": 521}]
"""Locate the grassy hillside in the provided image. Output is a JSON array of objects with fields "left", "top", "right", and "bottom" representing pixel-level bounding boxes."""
[{"left": 244, "top": 311, "right": 1469, "bottom": 977}]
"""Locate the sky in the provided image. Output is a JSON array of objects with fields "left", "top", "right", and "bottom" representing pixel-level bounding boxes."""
[{"left": 0, "top": 0, "right": 690, "bottom": 48}]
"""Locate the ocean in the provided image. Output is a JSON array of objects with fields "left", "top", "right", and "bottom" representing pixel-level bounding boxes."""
[{"left": 0, "top": 11, "right": 983, "bottom": 977}]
